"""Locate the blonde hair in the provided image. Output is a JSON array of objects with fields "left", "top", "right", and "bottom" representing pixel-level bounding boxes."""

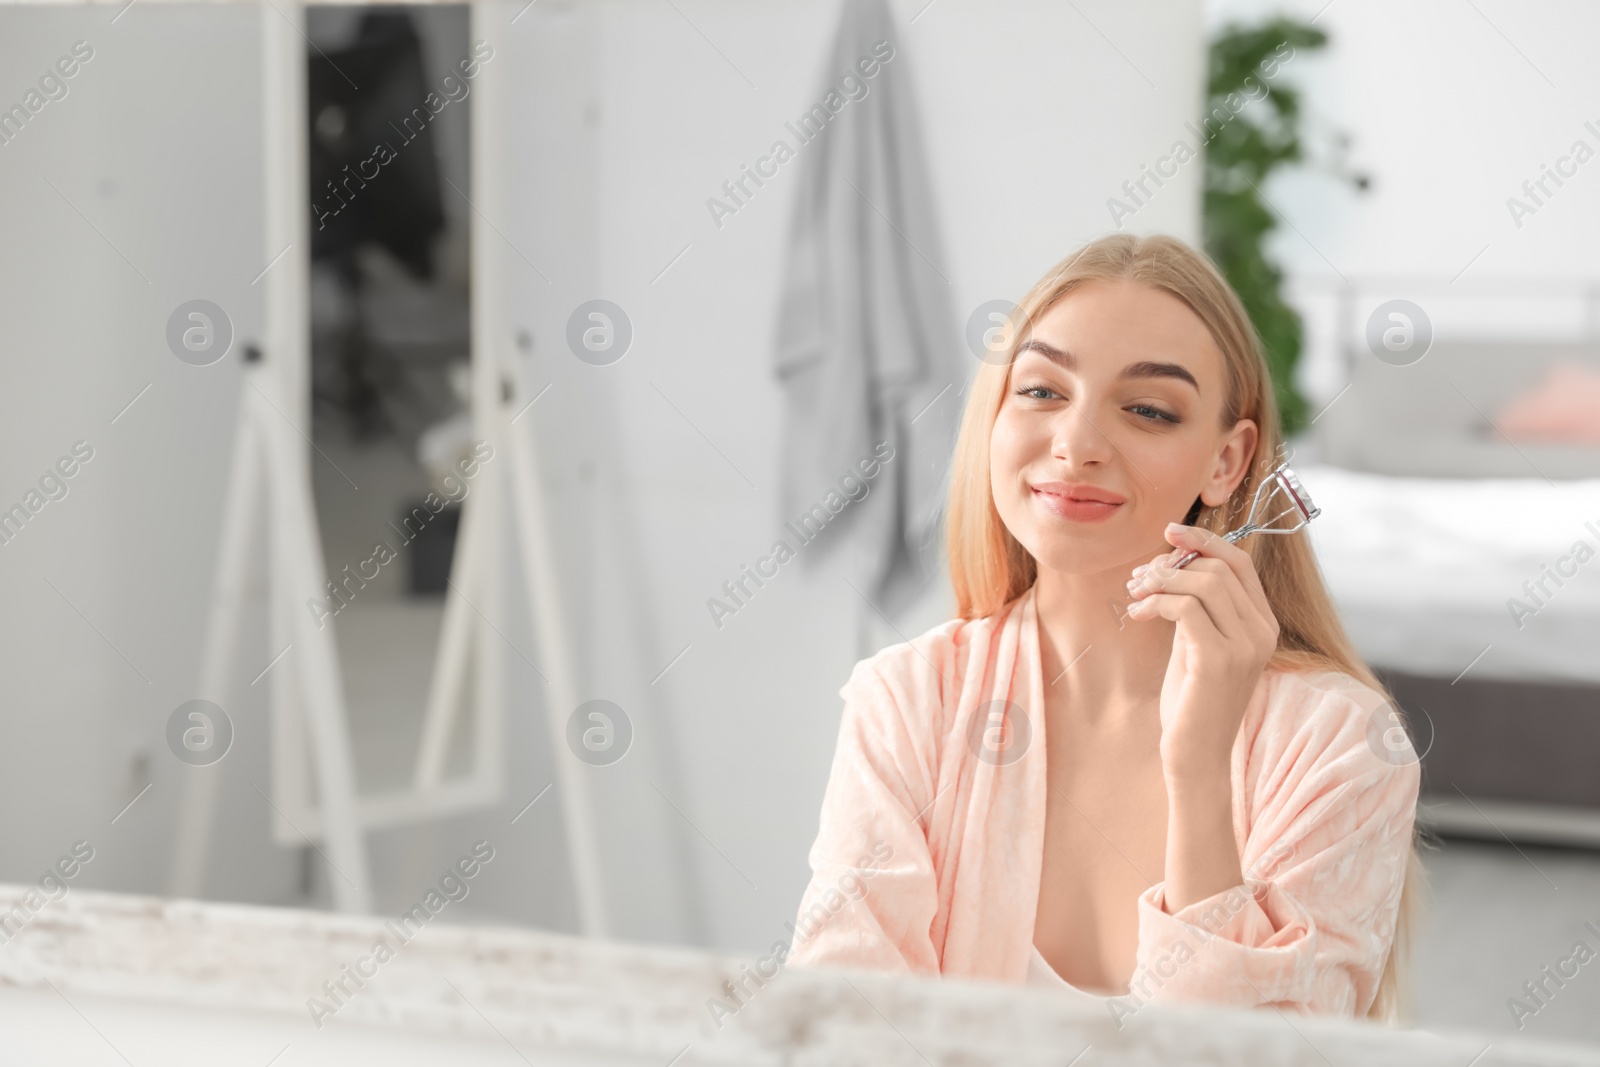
[{"left": 944, "top": 232, "right": 1435, "bottom": 1023}]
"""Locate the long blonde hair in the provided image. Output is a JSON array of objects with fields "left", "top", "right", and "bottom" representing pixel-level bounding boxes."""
[{"left": 944, "top": 232, "right": 1434, "bottom": 1023}]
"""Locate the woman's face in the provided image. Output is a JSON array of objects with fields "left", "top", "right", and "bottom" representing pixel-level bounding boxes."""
[{"left": 989, "top": 278, "right": 1257, "bottom": 576}]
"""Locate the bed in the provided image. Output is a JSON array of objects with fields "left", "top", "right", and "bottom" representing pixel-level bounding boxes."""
[{"left": 1304, "top": 335, "right": 1600, "bottom": 847}]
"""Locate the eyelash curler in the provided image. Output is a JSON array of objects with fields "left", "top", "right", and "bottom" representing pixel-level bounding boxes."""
[{"left": 1168, "top": 457, "right": 1321, "bottom": 571}]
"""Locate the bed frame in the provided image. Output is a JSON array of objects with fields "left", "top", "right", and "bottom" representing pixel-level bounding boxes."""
[{"left": 1382, "top": 667, "right": 1600, "bottom": 848}]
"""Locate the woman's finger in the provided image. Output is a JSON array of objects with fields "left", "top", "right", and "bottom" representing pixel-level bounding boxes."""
[
  {"left": 1126, "top": 587, "right": 1226, "bottom": 647},
  {"left": 1129, "top": 561, "right": 1243, "bottom": 638},
  {"left": 1163, "top": 522, "right": 1273, "bottom": 618},
  {"left": 1137, "top": 556, "right": 1256, "bottom": 637}
]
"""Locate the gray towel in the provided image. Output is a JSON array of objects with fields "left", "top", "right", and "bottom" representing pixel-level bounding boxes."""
[{"left": 772, "top": 0, "right": 965, "bottom": 618}]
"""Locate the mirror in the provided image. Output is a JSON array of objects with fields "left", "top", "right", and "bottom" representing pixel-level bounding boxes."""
[{"left": 0, "top": 0, "right": 1595, "bottom": 1058}]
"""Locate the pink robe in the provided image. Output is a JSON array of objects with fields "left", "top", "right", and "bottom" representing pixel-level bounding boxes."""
[{"left": 787, "top": 583, "right": 1421, "bottom": 1016}]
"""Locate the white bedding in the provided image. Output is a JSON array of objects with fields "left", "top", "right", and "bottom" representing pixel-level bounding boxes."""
[{"left": 1298, "top": 463, "right": 1600, "bottom": 685}]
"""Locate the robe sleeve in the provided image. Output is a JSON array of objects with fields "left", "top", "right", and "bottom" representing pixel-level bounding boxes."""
[
  {"left": 1129, "top": 672, "right": 1421, "bottom": 1015},
  {"left": 786, "top": 656, "right": 944, "bottom": 976}
]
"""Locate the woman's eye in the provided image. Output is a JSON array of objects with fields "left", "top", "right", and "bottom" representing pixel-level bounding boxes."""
[
  {"left": 1015, "top": 384, "right": 1060, "bottom": 400},
  {"left": 1129, "top": 403, "right": 1179, "bottom": 424}
]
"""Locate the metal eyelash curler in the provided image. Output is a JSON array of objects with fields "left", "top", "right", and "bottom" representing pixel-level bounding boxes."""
[{"left": 1168, "top": 457, "right": 1321, "bottom": 571}]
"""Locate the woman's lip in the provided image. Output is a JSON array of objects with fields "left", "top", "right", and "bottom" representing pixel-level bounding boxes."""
[
  {"left": 1030, "top": 482, "right": 1127, "bottom": 505},
  {"left": 1031, "top": 487, "right": 1122, "bottom": 522}
]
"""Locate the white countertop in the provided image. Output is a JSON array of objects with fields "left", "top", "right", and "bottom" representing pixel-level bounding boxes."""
[{"left": 2, "top": 884, "right": 1597, "bottom": 1065}]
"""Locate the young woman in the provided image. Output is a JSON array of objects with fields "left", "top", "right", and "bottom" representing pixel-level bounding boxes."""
[{"left": 787, "top": 233, "right": 1430, "bottom": 1022}]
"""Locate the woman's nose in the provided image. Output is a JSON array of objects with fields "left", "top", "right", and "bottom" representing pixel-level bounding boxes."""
[{"left": 1049, "top": 402, "right": 1115, "bottom": 466}]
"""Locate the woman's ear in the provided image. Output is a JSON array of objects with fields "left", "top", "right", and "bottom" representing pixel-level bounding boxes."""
[{"left": 1200, "top": 418, "right": 1259, "bottom": 508}]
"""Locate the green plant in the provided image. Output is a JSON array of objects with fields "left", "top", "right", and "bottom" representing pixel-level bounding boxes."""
[{"left": 1203, "top": 18, "right": 1364, "bottom": 436}]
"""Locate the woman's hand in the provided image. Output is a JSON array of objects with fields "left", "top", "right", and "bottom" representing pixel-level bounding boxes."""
[{"left": 1124, "top": 522, "right": 1280, "bottom": 783}]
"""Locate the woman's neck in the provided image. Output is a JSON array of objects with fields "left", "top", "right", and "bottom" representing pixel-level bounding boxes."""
[{"left": 1032, "top": 558, "right": 1175, "bottom": 729}]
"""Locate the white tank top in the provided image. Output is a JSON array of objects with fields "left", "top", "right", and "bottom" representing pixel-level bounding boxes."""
[{"left": 1026, "top": 943, "right": 1117, "bottom": 1003}]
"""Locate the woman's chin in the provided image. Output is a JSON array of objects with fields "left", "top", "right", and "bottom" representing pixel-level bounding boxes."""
[{"left": 1022, "top": 530, "right": 1168, "bottom": 577}]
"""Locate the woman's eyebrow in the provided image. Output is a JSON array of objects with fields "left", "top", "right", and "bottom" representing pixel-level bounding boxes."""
[
  {"left": 1016, "top": 339, "right": 1200, "bottom": 392},
  {"left": 1123, "top": 359, "right": 1201, "bottom": 392}
]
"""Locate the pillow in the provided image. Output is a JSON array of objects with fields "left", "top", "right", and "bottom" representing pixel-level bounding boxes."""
[{"left": 1493, "top": 360, "right": 1600, "bottom": 445}]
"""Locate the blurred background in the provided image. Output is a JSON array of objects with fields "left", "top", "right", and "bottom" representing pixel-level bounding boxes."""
[{"left": 0, "top": 0, "right": 1598, "bottom": 1050}]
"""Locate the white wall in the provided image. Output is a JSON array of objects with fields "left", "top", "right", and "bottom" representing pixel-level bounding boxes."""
[
  {"left": 0, "top": 4, "right": 295, "bottom": 903},
  {"left": 500, "top": 0, "right": 1205, "bottom": 952}
]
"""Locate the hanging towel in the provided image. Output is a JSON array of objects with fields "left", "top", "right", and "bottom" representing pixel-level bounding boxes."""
[{"left": 772, "top": 0, "right": 965, "bottom": 618}]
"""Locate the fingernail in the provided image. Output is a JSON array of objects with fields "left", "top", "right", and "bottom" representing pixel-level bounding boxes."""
[
  {"left": 1131, "top": 564, "right": 1148, "bottom": 577},
  {"left": 1167, "top": 522, "right": 1184, "bottom": 533}
]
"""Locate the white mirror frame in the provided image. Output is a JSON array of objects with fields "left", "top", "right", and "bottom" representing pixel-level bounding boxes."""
[
  {"left": 241, "top": 0, "right": 607, "bottom": 931},
  {"left": 0, "top": 0, "right": 607, "bottom": 931}
]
